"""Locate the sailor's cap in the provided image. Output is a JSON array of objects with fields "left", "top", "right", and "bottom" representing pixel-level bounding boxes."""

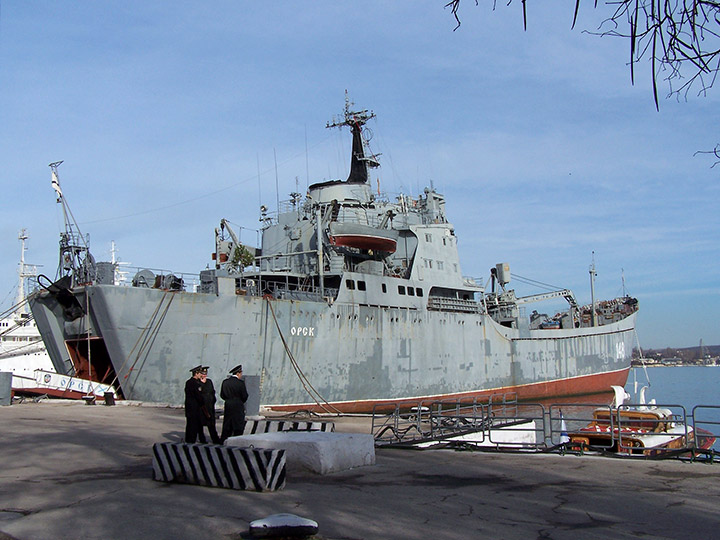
[
  {"left": 229, "top": 364, "right": 243, "bottom": 375},
  {"left": 189, "top": 365, "right": 203, "bottom": 374}
]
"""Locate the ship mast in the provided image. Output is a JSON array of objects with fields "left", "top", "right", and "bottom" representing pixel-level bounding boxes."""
[
  {"left": 326, "top": 91, "right": 380, "bottom": 184},
  {"left": 319, "top": 94, "right": 381, "bottom": 297},
  {"left": 589, "top": 252, "right": 597, "bottom": 327},
  {"left": 15, "top": 229, "right": 39, "bottom": 314}
]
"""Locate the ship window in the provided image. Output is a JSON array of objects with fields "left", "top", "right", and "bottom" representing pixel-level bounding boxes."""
[
  {"left": 346, "top": 279, "right": 355, "bottom": 290},
  {"left": 358, "top": 281, "right": 366, "bottom": 291},
  {"left": 398, "top": 286, "right": 406, "bottom": 295},
  {"left": 437, "top": 261, "right": 444, "bottom": 270},
  {"left": 416, "top": 288, "right": 423, "bottom": 297},
  {"left": 382, "top": 283, "right": 387, "bottom": 293},
  {"left": 425, "top": 233, "right": 432, "bottom": 242},
  {"left": 407, "top": 287, "right": 415, "bottom": 296}
]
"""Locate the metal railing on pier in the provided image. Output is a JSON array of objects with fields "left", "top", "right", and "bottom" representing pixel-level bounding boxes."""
[
  {"left": 372, "top": 394, "right": 545, "bottom": 450},
  {"left": 371, "top": 396, "right": 720, "bottom": 461}
]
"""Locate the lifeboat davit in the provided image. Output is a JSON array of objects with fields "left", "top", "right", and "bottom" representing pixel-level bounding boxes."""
[{"left": 329, "top": 222, "right": 399, "bottom": 253}]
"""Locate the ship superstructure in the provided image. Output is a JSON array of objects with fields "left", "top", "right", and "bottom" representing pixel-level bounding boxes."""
[{"left": 30, "top": 100, "right": 638, "bottom": 410}]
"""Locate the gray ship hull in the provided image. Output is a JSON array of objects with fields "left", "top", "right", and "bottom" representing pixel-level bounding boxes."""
[{"left": 31, "top": 284, "right": 636, "bottom": 411}]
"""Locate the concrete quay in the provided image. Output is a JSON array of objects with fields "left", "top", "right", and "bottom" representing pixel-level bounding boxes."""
[{"left": 1, "top": 400, "right": 719, "bottom": 540}]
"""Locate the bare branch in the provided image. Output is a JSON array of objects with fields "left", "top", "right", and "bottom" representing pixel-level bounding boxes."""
[
  {"left": 446, "top": 1, "right": 720, "bottom": 103},
  {"left": 695, "top": 144, "right": 720, "bottom": 167}
]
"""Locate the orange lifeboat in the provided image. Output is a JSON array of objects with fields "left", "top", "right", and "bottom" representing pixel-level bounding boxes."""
[{"left": 329, "top": 222, "right": 399, "bottom": 253}]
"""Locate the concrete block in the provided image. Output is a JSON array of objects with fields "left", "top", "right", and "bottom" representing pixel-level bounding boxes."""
[
  {"left": 244, "top": 418, "right": 335, "bottom": 434},
  {"left": 152, "top": 442, "right": 285, "bottom": 491},
  {"left": 226, "top": 431, "right": 375, "bottom": 475}
]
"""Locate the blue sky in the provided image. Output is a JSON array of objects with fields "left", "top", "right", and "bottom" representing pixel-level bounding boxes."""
[{"left": 1, "top": 2, "right": 718, "bottom": 349}]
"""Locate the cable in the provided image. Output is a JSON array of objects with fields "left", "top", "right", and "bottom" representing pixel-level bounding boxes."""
[
  {"left": 512, "top": 273, "right": 565, "bottom": 292},
  {"left": 265, "top": 297, "right": 341, "bottom": 415}
]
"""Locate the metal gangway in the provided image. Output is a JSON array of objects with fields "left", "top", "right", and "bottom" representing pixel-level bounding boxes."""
[{"left": 372, "top": 393, "right": 545, "bottom": 450}]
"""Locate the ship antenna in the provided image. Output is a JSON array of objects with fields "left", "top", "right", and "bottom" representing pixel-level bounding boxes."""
[
  {"left": 305, "top": 124, "right": 310, "bottom": 191},
  {"left": 273, "top": 148, "right": 280, "bottom": 214},
  {"left": 257, "top": 154, "right": 263, "bottom": 224},
  {"left": 589, "top": 251, "right": 597, "bottom": 327}
]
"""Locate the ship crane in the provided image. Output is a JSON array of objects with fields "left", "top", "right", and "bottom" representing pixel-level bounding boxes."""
[
  {"left": 215, "top": 219, "right": 252, "bottom": 273},
  {"left": 49, "top": 161, "right": 96, "bottom": 286},
  {"left": 515, "top": 289, "right": 578, "bottom": 310}
]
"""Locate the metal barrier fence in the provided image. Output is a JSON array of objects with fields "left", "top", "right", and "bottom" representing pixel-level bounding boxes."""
[
  {"left": 692, "top": 405, "right": 720, "bottom": 451},
  {"left": 372, "top": 396, "right": 719, "bottom": 459}
]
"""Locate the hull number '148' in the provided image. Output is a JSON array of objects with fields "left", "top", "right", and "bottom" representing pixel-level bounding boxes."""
[{"left": 291, "top": 326, "right": 315, "bottom": 337}]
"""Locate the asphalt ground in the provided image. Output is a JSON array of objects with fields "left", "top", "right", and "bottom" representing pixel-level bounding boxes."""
[{"left": 1, "top": 400, "right": 719, "bottom": 540}]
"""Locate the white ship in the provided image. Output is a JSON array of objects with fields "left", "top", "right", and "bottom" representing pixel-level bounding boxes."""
[{"left": 0, "top": 230, "right": 55, "bottom": 392}]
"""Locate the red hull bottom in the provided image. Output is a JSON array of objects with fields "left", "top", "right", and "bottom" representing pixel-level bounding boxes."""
[{"left": 266, "top": 367, "right": 631, "bottom": 414}]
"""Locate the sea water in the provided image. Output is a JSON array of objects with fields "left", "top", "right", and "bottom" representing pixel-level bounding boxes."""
[
  {"left": 626, "top": 365, "right": 720, "bottom": 409},
  {"left": 626, "top": 365, "right": 720, "bottom": 449}
]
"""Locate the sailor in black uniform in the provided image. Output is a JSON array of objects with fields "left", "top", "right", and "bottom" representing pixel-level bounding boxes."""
[
  {"left": 199, "top": 366, "right": 221, "bottom": 444},
  {"left": 220, "top": 364, "right": 249, "bottom": 443},
  {"left": 184, "top": 365, "right": 207, "bottom": 443}
]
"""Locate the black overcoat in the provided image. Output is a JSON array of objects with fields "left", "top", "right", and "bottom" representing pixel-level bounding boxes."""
[
  {"left": 200, "top": 378, "right": 217, "bottom": 421},
  {"left": 220, "top": 375, "right": 248, "bottom": 434},
  {"left": 184, "top": 377, "right": 205, "bottom": 419}
]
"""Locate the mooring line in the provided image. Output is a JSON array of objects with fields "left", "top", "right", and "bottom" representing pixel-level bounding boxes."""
[{"left": 265, "top": 297, "right": 341, "bottom": 415}]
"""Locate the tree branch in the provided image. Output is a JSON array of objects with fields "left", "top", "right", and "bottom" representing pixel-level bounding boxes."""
[{"left": 445, "top": 1, "right": 720, "bottom": 105}]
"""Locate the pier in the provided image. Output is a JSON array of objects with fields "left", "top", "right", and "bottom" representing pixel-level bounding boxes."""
[{"left": 1, "top": 400, "right": 719, "bottom": 539}]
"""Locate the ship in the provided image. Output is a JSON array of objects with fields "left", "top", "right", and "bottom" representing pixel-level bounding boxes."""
[
  {"left": 2, "top": 230, "right": 116, "bottom": 400},
  {"left": 30, "top": 99, "right": 639, "bottom": 412},
  {"left": 0, "top": 230, "right": 56, "bottom": 392}
]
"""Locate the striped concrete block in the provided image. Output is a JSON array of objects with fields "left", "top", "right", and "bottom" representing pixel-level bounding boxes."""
[
  {"left": 245, "top": 419, "right": 335, "bottom": 434},
  {"left": 152, "top": 442, "right": 285, "bottom": 491}
]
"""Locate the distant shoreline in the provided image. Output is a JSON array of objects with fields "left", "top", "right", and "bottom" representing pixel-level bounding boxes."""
[{"left": 631, "top": 363, "right": 720, "bottom": 368}]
